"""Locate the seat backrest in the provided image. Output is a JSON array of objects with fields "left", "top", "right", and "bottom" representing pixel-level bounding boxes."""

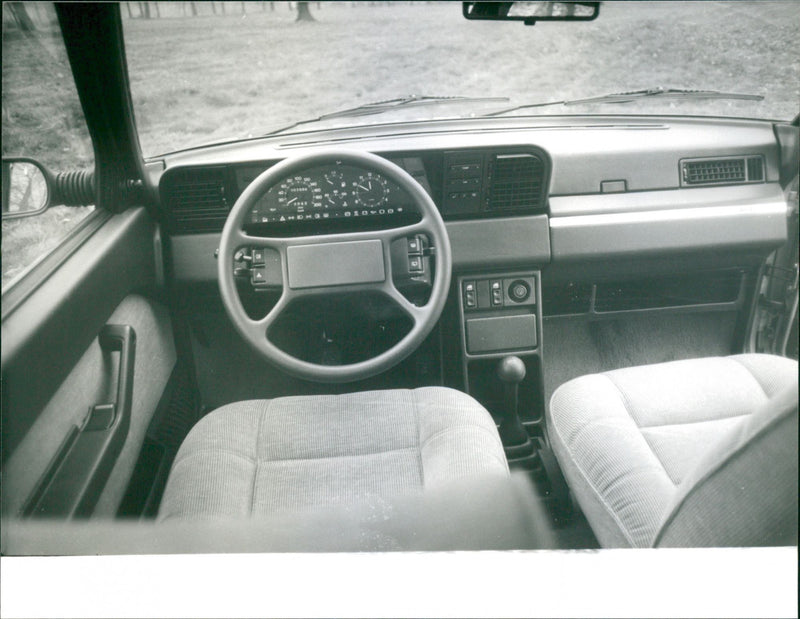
[{"left": 653, "top": 384, "right": 798, "bottom": 547}]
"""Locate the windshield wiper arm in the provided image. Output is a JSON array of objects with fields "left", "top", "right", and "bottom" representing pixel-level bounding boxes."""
[
  {"left": 485, "top": 88, "right": 764, "bottom": 116},
  {"left": 264, "top": 95, "right": 509, "bottom": 136}
]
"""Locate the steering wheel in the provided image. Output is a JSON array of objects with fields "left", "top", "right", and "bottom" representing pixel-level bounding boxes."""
[{"left": 218, "top": 150, "right": 452, "bottom": 383}]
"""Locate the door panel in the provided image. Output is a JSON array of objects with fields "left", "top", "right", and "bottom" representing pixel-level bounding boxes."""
[{"left": 1, "top": 207, "right": 175, "bottom": 518}]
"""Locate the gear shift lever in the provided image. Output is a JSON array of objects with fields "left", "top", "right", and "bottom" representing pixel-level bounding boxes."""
[{"left": 497, "top": 355, "right": 530, "bottom": 447}]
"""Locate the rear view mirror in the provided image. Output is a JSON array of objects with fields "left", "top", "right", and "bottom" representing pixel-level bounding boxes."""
[
  {"left": 463, "top": 2, "right": 600, "bottom": 25},
  {"left": 2, "top": 158, "right": 52, "bottom": 219}
]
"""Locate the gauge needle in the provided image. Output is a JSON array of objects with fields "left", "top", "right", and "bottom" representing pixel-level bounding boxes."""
[
  {"left": 286, "top": 197, "right": 298, "bottom": 205},
  {"left": 357, "top": 184, "right": 369, "bottom": 191}
]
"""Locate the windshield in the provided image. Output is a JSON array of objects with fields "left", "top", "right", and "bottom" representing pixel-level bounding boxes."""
[{"left": 124, "top": 1, "right": 800, "bottom": 157}]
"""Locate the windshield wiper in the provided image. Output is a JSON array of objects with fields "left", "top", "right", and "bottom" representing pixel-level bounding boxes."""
[
  {"left": 485, "top": 88, "right": 764, "bottom": 116},
  {"left": 264, "top": 95, "right": 509, "bottom": 136}
]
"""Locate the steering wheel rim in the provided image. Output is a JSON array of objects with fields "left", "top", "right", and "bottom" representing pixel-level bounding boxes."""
[{"left": 218, "top": 149, "right": 452, "bottom": 383}]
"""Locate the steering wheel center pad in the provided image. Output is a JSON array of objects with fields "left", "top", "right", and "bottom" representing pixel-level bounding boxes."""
[{"left": 286, "top": 239, "right": 386, "bottom": 289}]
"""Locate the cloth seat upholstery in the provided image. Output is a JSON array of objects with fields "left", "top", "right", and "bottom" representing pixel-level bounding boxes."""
[
  {"left": 548, "top": 354, "right": 798, "bottom": 548},
  {"left": 159, "top": 387, "right": 508, "bottom": 519}
]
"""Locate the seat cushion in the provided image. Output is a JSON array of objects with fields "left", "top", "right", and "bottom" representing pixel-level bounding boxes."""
[
  {"left": 159, "top": 387, "right": 508, "bottom": 520},
  {"left": 547, "top": 354, "right": 798, "bottom": 548}
]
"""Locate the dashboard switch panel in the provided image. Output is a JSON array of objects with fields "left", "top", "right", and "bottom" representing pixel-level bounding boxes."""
[
  {"left": 458, "top": 271, "right": 541, "bottom": 359},
  {"left": 463, "top": 276, "right": 536, "bottom": 311}
]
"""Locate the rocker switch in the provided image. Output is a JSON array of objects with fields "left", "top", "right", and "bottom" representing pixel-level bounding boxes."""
[
  {"left": 251, "top": 267, "right": 267, "bottom": 286},
  {"left": 251, "top": 248, "right": 266, "bottom": 265},
  {"left": 407, "top": 235, "right": 422, "bottom": 255},
  {"left": 408, "top": 256, "right": 423, "bottom": 273},
  {"left": 490, "top": 280, "right": 503, "bottom": 306},
  {"left": 464, "top": 281, "right": 477, "bottom": 309}
]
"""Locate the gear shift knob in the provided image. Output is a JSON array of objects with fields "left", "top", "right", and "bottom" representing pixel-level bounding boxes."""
[
  {"left": 495, "top": 356, "right": 530, "bottom": 449},
  {"left": 497, "top": 355, "right": 526, "bottom": 384}
]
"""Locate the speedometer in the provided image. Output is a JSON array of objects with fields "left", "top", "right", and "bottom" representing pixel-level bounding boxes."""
[{"left": 277, "top": 176, "right": 322, "bottom": 214}]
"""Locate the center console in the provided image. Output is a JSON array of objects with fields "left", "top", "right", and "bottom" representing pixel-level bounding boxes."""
[
  {"left": 455, "top": 268, "right": 575, "bottom": 519},
  {"left": 456, "top": 270, "right": 545, "bottom": 465}
]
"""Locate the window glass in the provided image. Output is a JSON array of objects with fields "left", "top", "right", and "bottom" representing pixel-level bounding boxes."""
[
  {"left": 124, "top": 1, "right": 800, "bottom": 158},
  {"left": 2, "top": 2, "right": 95, "bottom": 289}
]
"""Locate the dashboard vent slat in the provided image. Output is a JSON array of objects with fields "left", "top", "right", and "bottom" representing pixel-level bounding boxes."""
[
  {"left": 681, "top": 156, "right": 764, "bottom": 186},
  {"left": 162, "top": 167, "right": 231, "bottom": 233},
  {"left": 488, "top": 153, "right": 546, "bottom": 213}
]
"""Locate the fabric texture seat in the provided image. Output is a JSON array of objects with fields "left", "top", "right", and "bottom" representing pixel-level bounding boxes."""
[
  {"left": 548, "top": 353, "right": 798, "bottom": 548},
  {"left": 159, "top": 387, "right": 508, "bottom": 520}
]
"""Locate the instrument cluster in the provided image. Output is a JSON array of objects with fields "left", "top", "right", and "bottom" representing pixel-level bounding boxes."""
[{"left": 239, "top": 162, "right": 417, "bottom": 226}]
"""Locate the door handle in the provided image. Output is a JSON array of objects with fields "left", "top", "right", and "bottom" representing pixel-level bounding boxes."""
[
  {"left": 23, "top": 324, "right": 136, "bottom": 518},
  {"left": 84, "top": 324, "right": 136, "bottom": 431}
]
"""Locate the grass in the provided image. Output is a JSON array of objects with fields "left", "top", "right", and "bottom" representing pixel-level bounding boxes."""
[
  {"left": 122, "top": 1, "right": 800, "bottom": 156},
  {"left": 1, "top": 205, "right": 94, "bottom": 286},
  {"left": 2, "top": 1, "right": 799, "bottom": 288},
  {"left": 2, "top": 5, "right": 95, "bottom": 289}
]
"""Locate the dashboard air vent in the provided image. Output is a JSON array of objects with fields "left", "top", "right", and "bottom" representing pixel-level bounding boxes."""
[
  {"left": 162, "top": 167, "right": 230, "bottom": 233},
  {"left": 681, "top": 156, "right": 764, "bottom": 186},
  {"left": 488, "top": 153, "right": 545, "bottom": 213}
]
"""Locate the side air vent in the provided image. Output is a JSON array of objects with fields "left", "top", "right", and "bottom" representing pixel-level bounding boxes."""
[
  {"left": 681, "top": 156, "right": 764, "bottom": 186},
  {"left": 488, "top": 153, "right": 546, "bottom": 213},
  {"left": 161, "top": 167, "right": 230, "bottom": 233}
]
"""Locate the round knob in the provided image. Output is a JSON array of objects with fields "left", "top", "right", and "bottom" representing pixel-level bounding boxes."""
[
  {"left": 508, "top": 280, "right": 530, "bottom": 302},
  {"left": 497, "top": 355, "right": 526, "bottom": 384}
]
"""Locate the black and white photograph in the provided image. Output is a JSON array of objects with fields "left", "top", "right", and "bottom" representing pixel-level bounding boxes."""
[{"left": 1, "top": 1, "right": 798, "bottom": 617}]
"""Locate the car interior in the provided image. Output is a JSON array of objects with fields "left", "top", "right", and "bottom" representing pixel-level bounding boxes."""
[{"left": 1, "top": 0, "right": 798, "bottom": 570}]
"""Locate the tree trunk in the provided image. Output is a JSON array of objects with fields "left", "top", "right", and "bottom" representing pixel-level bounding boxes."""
[
  {"left": 210, "top": 2, "right": 216, "bottom": 14},
  {"left": 153, "top": 2, "right": 160, "bottom": 17},
  {"left": 31, "top": 2, "right": 43, "bottom": 26},
  {"left": 296, "top": 1, "right": 314, "bottom": 21},
  {"left": 241, "top": 2, "right": 246, "bottom": 14},
  {"left": 125, "top": 2, "right": 133, "bottom": 17},
  {"left": 190, "top": 1, "right": 197, "bottom": 16},
  {"left": 221, "top": 2, "right": 226, "bottom": 14},
  {"left": 8, "top": 2, "right": 36, "bottom": 31}
]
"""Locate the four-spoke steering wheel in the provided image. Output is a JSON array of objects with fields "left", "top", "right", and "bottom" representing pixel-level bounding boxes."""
[{"left": 218, "top": 150, "right": 452, "bottom": 383}]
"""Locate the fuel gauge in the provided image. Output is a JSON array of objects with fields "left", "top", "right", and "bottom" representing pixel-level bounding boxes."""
[{"left": 324, "top": 170, "right": 346, "bottom": 186}]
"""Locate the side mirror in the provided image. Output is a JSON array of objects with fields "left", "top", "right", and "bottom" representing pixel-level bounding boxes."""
[
  {"left": 2, "top": 158, "right": 53, "bottom": 220},
  {"left": 463, "top": 2, "right": 600, "bottom": 25}
]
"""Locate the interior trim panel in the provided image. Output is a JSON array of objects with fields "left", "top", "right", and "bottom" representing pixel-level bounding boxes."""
[{"left": 549, "top": 199, "right": 787, "bottom": 260}]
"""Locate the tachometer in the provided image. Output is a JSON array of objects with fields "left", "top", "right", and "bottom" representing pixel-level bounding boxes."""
[
  {"left": 353, "top": 172, "right": 389, "bottom": 208},
  {"left": 277, "top": 176, "right": 322, "bottom": 214}
]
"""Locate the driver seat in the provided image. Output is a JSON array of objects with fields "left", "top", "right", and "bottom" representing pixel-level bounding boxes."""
[{"left": 158, "top": 387, "right": 509, "bottom": 519}]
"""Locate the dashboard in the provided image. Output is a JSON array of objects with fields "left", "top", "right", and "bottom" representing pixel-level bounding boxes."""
[{"left": 154, "top": 115, "right": 792, "bottom": 283}]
